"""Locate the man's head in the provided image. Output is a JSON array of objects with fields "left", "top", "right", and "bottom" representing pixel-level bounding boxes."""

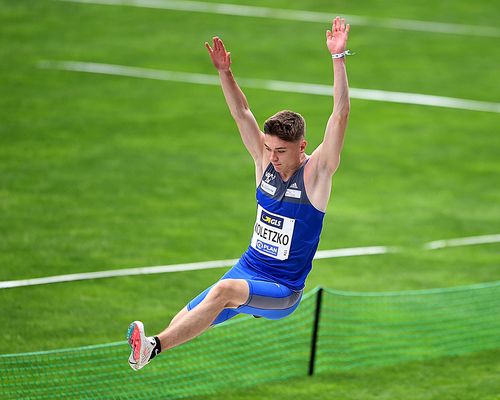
[
  {"left": 263, "top": 110, "right": 307, "bottom": 174},
  {"left": 263, "top": 110, "right": 305, "bottom": 142}
]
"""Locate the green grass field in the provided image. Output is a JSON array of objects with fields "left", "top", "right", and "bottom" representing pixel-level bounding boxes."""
[{"left": 1, "top": 0, "right": 499, "bottom": 398}]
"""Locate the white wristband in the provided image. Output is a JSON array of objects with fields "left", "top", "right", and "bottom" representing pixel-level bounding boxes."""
[{"left": 331, "top": 50, "right": 355, "bottom": 59}]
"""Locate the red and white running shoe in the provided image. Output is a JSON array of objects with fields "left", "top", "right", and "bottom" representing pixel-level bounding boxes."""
[{"left": 127, "top": 321, "right": 156, "bottom": 371}]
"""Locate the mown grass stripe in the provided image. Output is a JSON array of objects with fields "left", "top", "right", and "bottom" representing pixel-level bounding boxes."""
[{"left": 59, "top": 0, "right": 500, "bottom": 38}]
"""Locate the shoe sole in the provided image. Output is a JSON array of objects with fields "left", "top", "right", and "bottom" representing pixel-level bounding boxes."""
[{"left": 127, "top": 321, "right": 144, "bottom": 366}]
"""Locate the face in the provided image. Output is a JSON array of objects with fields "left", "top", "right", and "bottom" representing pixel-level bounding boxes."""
[{"left": 264, "top": 135, "right": 307, "bottom": 173}]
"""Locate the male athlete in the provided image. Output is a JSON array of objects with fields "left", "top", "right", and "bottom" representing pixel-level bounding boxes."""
[{"left": 127, "top": 17, "right": 351, "bottom": 370}]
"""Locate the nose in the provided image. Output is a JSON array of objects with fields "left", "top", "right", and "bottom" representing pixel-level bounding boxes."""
[{"left": 269, "top": 151, "right": 279, "bottom": 162}]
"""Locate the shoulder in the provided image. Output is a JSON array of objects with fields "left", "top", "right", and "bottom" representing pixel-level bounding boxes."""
[
  {"left": 304, "top": 146, "right": 329, "bottom": 180},
  {"left": 254, "top": 159, "right": 272, "bottom": 187},
  {"left": 303, "top": 147, "right": 334, "bottom": 212},
  {"left": 261, "top": 158, "right": 273, "bottom": 178}
]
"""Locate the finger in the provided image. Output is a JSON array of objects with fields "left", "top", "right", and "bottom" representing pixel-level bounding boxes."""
[
  {"left": 219, "top": 38, "right": 228, "bottom": 53},
  {"left": 213, "top": 36, "right": 219, "bottom": 51},
  {"left": 341, "top": 18, "right": 345, "bottom": 31},
  {"left": 334, "top": 16, "right": 340, "bottom": 31},
  {"left": 326, "top": 29, "right": 331, "bottom": 40},
  {"left": 226, "top": 52, "right": 231, "bottom": 64},
  {"left": 346, "top": 23, "right": 350, "bottom": 33},
  {"left": 205, "top": 42, "right": 213, "bottom": 52}
]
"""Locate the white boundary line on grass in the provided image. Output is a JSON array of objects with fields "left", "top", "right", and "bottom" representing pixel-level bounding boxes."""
[
  {"left": 59, "top": 0, "right": 500, "bottom": 38},
  {"left": 38, "top": 61, "right": 500, "bottom": 113},
  {"left": 1, "top": 234, "right": 499, "bottom": 289},
  {"left": 0, "top": 246, "right": 389, "bottom": 289},
  {"left": 424, "top": 233, "right": 500, "bottom": 250}
]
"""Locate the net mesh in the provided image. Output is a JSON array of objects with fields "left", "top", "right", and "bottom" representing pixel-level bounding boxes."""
[
  {"left": 317, "top": 282, "right": 500, "bottom": 373},
  {"left": 1, "top": 281, "right": 499, "bottom": 399}
]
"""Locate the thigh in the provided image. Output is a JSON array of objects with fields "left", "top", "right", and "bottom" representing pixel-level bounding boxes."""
[
  {"left": 186, "top": 263, "right": 303, "bottom": 324},
  {"left": 237, "top": 279, "right": 303, "bottom": 320}
]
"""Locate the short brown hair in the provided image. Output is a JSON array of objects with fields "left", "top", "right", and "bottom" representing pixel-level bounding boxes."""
[{"left": 263, "top": 110, "right": 305, "bottom": 142}]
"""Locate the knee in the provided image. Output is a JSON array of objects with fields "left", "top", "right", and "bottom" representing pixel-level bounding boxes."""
[
  {"left": 211, "top": 280, "right": 236, "bottom": 302},
  {"left": 210, "top": 279, "right": 248, "bottom": 308}
]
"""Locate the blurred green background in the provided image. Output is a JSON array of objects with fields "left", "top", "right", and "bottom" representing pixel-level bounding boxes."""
[{"left": 1, "top": 0, "right": 499, "bottom": 398}]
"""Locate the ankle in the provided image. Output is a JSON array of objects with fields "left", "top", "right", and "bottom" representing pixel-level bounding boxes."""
[{"left": 148, "top": 336, "right": 162, "bottom": 361}]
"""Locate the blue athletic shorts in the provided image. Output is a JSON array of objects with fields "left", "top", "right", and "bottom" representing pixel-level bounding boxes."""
[{"left": 187, "top": 261, "right": 303, "bottom": 325}]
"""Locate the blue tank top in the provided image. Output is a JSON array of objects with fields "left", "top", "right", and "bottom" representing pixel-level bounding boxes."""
[{"left": 239, "top": 160, "right": 325, "bottom": 291}]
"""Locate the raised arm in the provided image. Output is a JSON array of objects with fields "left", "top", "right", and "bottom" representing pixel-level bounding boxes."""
[
  {"left": 303, "top": 17, "right": 351, "bottom": 212},
  {"left": 205, "top": 37, "right": 264, "bottom": 165},
  {"left": 317, "top": 17, "right": 351, "bottom": 175}
]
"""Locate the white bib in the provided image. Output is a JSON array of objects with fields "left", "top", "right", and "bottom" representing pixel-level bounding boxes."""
[{"left": 250, "top": 205, "right": 296, "bottom": 260}]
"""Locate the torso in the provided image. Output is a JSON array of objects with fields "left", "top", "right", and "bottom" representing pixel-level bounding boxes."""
[{"left": 240, "top": 160, "right": 326, "bottom": 290}]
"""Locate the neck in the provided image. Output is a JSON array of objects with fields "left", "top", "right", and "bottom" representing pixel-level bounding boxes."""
[{"left": 277, "top": 154, "right": 307, "bottom": 181}]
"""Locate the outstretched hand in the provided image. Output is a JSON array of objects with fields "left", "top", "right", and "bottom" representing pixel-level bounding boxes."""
[
  {"left": 205, "top": 36, "right": 231, "bottom": 71},
  {"left": 326, "top": 16, "right": 350, "bottom": 55}
]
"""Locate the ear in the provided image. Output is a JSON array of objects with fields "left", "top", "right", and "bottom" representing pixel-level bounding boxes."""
[{"left": 300, "top": 139, "right": 307, "bottom": 153}]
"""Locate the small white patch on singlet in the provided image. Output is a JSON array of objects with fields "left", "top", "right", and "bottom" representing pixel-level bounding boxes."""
[
  {"left": 285, "top": 188, "right": 301, "bottom": 199},
  {"left": 261, "top": 181, "right": 277, "bottom": 196}
]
